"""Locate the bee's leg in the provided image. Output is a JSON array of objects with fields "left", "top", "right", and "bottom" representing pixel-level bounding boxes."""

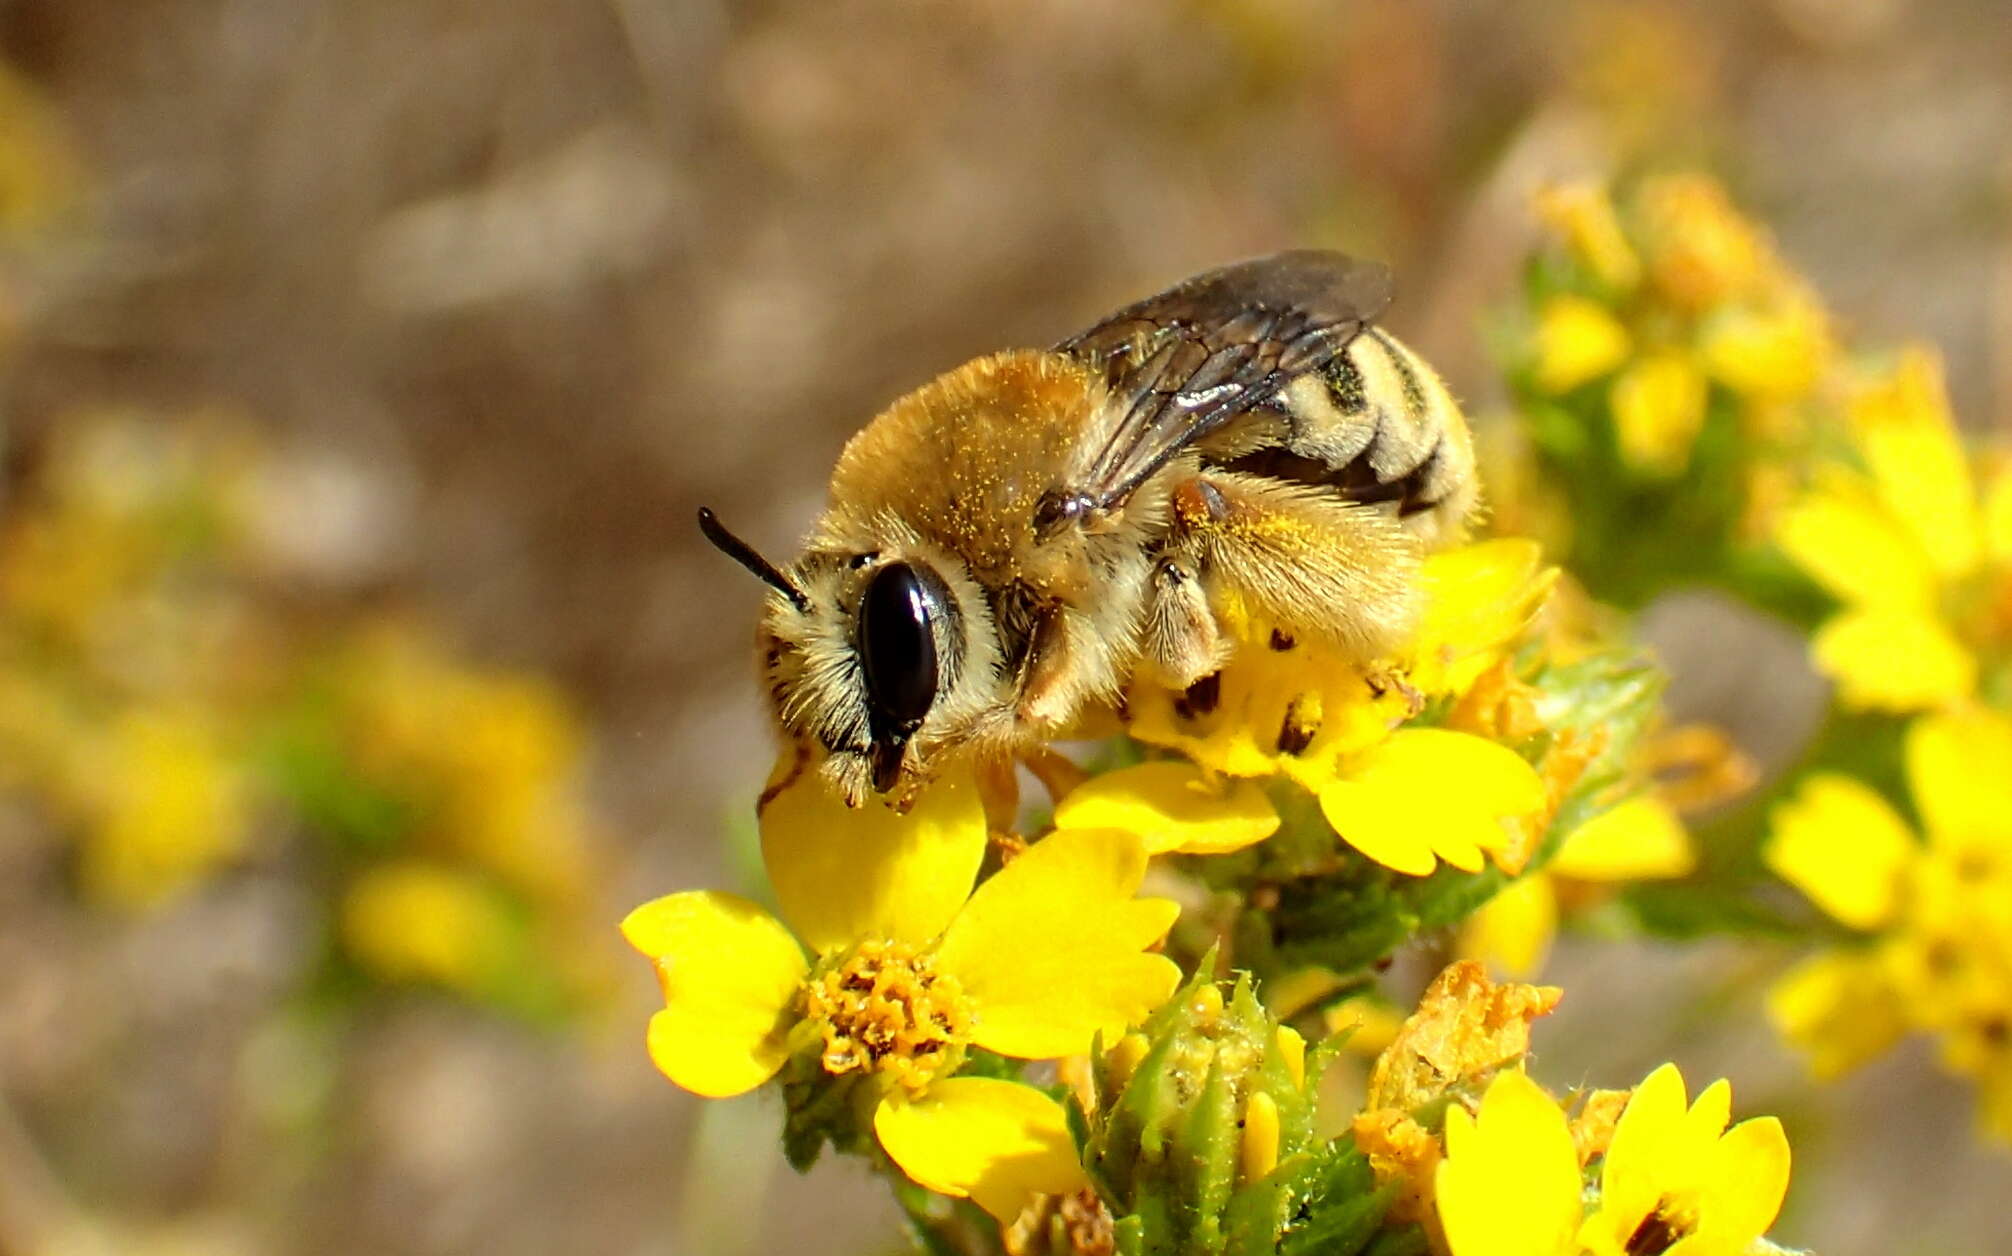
[
  {"left": 1141, "top": 552, "right": 1225, "bottom": 688},
  {"left": 1019, "top": 744, "right": 1089, "bottom": 806},
  {"left": 974, "top": 751, "right": 1020, "bottom": 833},
  {"left": 1167, "top": 470, "right": 1421, "bottom": 658}
]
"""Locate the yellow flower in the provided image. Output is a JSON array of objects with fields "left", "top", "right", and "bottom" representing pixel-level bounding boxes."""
[
  {"left": 1765, "top": 708, "right": 2012, "bottom": 1137},
  {"left": 1773, "top": 347, "right": 1996, "bottom": 711},
  {"left": 1764, "top": 774, "right": 1913, "bottom": 930},
  {"left": 1608, "top": 352, "right": 1708, "bottom": 478},
  {"left": 1124, "top": 541, "right": 1554, "bottom": 876},
  {"left": 1766, "top": 950, "right": 1910, "bottom": 1081},
  {"left": 1578, "top": 1064, "right": 1791, "bottom": 1256},
  {"left": 335, "top": 626, "right": 600, "bottom": 906},
  {"left": 342, "top": 861, "right": 517, "bottom": 993},
  {"left": 1631, "top": 173, "right": 1778, "bottom": 313},
  {"left": 79, "top": 707, "right": 252, "bottom": 910},
  {"left": 1436, "top": 1065, "right": 1791, "bottom": 1256},
  {"left": 1533, "top": 295, "right": 1631, "bottom": 395},
  {"left": 621, "top": 766, "right": 1181, "bottom": 1220},
  {"left": 1536, "top": 181, "right": 1641, "bottom": 293},
  {"left": 1698, "top": 285, "right": 1830, "bottom": 407}
]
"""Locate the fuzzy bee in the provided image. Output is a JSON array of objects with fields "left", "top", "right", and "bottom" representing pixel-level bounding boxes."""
[{"left": 700, "top": 251, "right": 1478, "bottom": 804}]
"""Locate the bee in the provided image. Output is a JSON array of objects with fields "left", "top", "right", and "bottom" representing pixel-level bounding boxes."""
[{"left": 700, "top": 251, "right": 1478, "bottom": 804}]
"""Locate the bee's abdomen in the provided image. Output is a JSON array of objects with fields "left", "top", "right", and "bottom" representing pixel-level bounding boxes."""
[{"left": 1221, "top": 328, "right": 1478, "bottom": 547}]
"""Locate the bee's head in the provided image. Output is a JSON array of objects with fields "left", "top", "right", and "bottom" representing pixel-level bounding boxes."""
[{"left": 700, "top": 508, "right": 989, "bottom": 804}]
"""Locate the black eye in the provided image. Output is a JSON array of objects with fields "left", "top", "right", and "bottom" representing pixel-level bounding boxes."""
[{"left": 859, "top": 561, "right": 940, "bottom": 732}]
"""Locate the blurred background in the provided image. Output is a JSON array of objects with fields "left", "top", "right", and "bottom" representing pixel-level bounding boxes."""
[{"left": 0, "top": 1, "right": 2006, "bottom": 1253}]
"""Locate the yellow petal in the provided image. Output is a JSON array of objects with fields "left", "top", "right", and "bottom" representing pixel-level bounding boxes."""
[
  {"left": 1532, "top": 294, "right": 1631, "bottom": 395},
  {"left": 1411, "top": 539, "right": 1556, "bottom": 696},
  {"left": 1598, "top": 1062, "right": 1688, "bottom": 1243},
  {"left": 1906, "top": 708, "right": 2012, "bottom": 851},
  {"left": 1610, "top": 352, "right": 1708, "bottom": 477},
  {"left": 1698, "top": 290, "right": 1829, "bottom": 405},
  {"left": 935, "top": 827, "right": 1181, "bottom": 1059},
  {"left": 1052, "top": 760, "right": 1279, "bottom": 855},
  {"left": 1361, "top": 729, "right": 1549, "bottom": 816},
  {"left": 1536, "top": 180, "right": 1641, "bottom": 293},
  {"left": 1435, "top": 1070, "right": 1582, "bottom": 1256},
  {"left": 621, "top": 891, "right": 807, "bottom": 1098},
  {"left": 1762, "top": 774, "right": 1914, "bottom": 930},
  {"left": 1852, "top": 346, "right": 1980, "bottom": 579},
  {"left": 1323, "top": 731, "right": 1544, "bottom": 877},
  {"left": 1318, "top": 779, "right": 1439, "bottom": 876},
  {"left": 1810, "top": 608, "right": 1975, "bottom": 712},
  {"left": 1766, "top": 950, "right": 1908, "bottom": 1080},
  {"left": 1549, "top": 796, "right": 1694, "bottom": 882},
  {"left": 1681, "top": 1078, "right": 1733, "bottom": 1150},
  {"left": 759, "top": 760, "right": 987, "bottom": 953},
  {"left": 1699, "top": 1117, "right": 1790, "bottom": 1247},
  {"left": 873, "top": 1079, "right": 1089, "bottom": 1223},
  {"left": 1775, "top": 484, "right": 1936, "bottom": 610},
  {"left": 1458, "top": 874, "right": 1558, "bottom": 979},
  {"left": 1633, "top": 173, "right": 1773, "bottom": 311}
]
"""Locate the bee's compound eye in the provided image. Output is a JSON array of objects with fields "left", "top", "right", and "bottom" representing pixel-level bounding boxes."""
[{"left": 859, "top": 561, "right": 940, "bottom": 732}]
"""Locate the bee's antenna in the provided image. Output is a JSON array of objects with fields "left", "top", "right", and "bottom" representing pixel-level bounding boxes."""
[{"left": 698, "top": 507, "right": 812, "bottom": 613}]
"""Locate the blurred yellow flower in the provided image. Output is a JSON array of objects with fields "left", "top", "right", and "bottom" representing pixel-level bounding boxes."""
[
  {"left": 1698, "top": 285, "right": 1831, "bottom": 408},
  {"left": 1436, "top": 1064, "right": 1791, "bottom": 1256},
  {"left": 1533, "top": 295, "right": 1631, "bottom": 394},
  {"left": 622, "top": 766, "right": 1180, "bottom": 1219},
  {"left": 342, "top": 861, "right": 516, "bottom": 993},
  {"left": 1766, "top": 949, "right": 1909, "bottom": 1082},
  {"left": 1765, "top": 708, "right": 2012, "bottom": 1137},
  {"left": 1631, "top": 173, "right": 1779, "bottom": 313},
  {"left": 1322, "top": 994, "right": 1404, "bottom": 1057},
  {"left": 1774, "top": 346, "right": 2003, "bottom": 711},
  {"left": 336, "top": 627, "right": 599, "bottom": 905},
  {"left": 1536, "top": 182, "right": 1640, "bottom": 294},
  {"left": 1609, "top": 352, "right": 1708, "bottom": 477},
  {"left": 80, "top": 707, "right": 253, "bottom": 910}
]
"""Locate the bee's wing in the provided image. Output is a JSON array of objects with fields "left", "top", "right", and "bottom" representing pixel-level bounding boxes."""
[{"left": 1051, "top": 250, "right": 1393, "bottom": 516}]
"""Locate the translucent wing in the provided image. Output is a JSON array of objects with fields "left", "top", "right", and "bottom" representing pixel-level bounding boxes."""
[{"left": 1040, "top": 250, "right": 1393, "bottom": 530}]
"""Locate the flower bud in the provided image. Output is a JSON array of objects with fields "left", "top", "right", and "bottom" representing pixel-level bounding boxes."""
[{"left": 1085, "top": 970, "right": 1388, "bottom": 1254}]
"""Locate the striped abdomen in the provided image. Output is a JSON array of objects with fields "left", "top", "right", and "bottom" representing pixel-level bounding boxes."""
[{"left": 1218, "top": 328, "right": 1478, "bottom": 549}]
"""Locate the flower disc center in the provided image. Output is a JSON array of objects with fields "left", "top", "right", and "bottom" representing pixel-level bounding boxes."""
[{"left": 801, "top": 938, "right": 972, "bottom": 1088}]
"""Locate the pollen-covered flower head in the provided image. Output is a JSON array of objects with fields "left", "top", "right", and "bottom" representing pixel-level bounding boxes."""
[{"left": 620, "top": 762, "right": 1181, "bottom": 1219}]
